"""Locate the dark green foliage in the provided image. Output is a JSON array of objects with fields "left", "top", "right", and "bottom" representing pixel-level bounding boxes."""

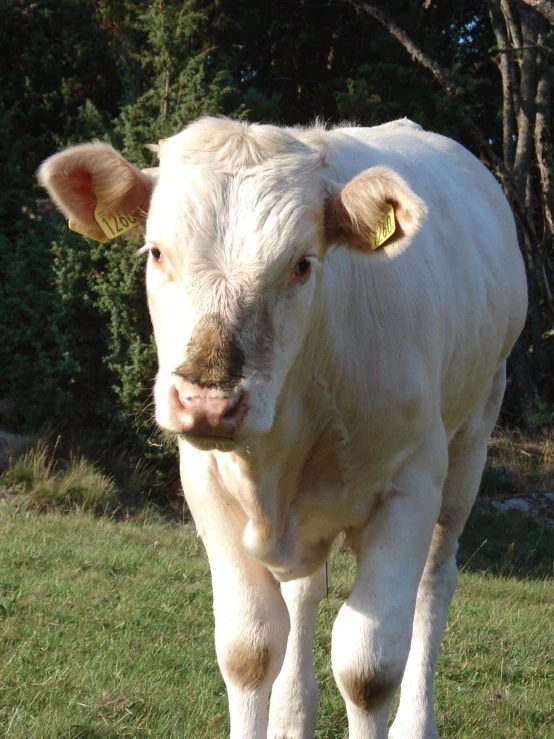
[
  {"left": 90, "top": 239, "right": 159, "bottom": 448},
  {"left": 1, "top": 0, "right": 551, "bottom": 491},
  {"left": 1, "top": 219, "right": 105, "bottom": 430},
  {"left": 0, "top": 214, "right": 167, "bottom": 450},
  {"left": 0, "top": 0, "right": 120, "bottom": 163}
]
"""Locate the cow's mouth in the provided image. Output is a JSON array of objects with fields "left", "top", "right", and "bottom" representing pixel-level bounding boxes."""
[{"left": 179, "top": 434, "right": 242, "bottom": 453}]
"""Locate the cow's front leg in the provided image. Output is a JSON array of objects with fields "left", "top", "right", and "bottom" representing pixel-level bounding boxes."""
[
  {"left": 332, "top": 434, "right": 446, "bottom": 739},
  {"left": 268, "top": 565, "right": 328, "bottom": 739},
  {"left": 183, "top": 462, "right": 290, "bottom": 738},
  {"left": 208, "top": 541, "right": 290, "bottom": 739},
  {"left": 181, "top": 447, "right": 291, "bottom": 739}
]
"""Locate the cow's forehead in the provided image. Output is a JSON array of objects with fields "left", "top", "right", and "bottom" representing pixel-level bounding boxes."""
[
  {"left": 146, "top": 148, "right": 324, "bottom": 280},
  {"left": 157, "top": 116, "right": 321, "bottom": 169}
]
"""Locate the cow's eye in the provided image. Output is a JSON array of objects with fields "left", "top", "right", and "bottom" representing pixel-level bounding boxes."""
[
  {"left": 150, "top": 246, "right": 163, "bottom": 263},
  {"left": 294, "top": 258, "right": 311, "bottom": 277}
]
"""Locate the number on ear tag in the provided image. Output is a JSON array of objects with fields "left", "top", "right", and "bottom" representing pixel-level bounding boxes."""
[
  {"left": 68, "top": 204, "right": 139, "bottom": 242},
  {"left": 94, "top": 204, "right": 138, "bottom": 240},
  {"left": 371, "top": 204, "right": 396, "bottom": 250}
]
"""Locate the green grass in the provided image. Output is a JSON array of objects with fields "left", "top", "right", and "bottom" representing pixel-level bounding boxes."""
[{"left": 0, "top": 502, "right": 552, "bottom": 738}]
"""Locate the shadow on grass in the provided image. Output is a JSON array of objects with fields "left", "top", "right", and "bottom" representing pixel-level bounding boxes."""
[
  {"left": 65, "top": 727, "right": 148, "bottom": 739},
  {"left": 459, "top": 508, "right": 554, "bottom": 580},
  {"left": 65, "top": 730, "right": 121, "bottom": 739}
]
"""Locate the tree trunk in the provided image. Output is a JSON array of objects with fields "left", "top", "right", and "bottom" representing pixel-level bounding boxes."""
[
  {"left": 534, "top": 25, "right": 554, "bottom": 237},
  {"left": 512, "top": 4, "right": 539, "bottom": 192},
  {"left": 489, "top": 0, "right": 518, "bottom": 169}
]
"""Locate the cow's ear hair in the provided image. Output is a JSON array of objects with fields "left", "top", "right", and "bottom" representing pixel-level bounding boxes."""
[
  {"left": 38, "top": 142, "right": 155, "bottom": 242},
  {"left": 324, "top": 166, "right": 427, "bottom": 252}
]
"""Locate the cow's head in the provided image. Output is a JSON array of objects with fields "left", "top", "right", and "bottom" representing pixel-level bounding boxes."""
[{"left": 39, "top": 118, "right": 426, "bottom": 451}]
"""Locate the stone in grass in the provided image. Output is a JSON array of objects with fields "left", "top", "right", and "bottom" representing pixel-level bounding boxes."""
[
  {"left": 502, "top": 498, "right": 532, "bottom": 514},
  {"left": 0, "top": 429, "right": 31, "bottom": 467},
  {"left": 491, "top": 494, "right": 554, "bottom": 528},
  {"left": 491, "top": 498, "right": 529, "bottom": 514}
]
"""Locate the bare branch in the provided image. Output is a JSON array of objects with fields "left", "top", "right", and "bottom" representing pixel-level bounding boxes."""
[
  {"left": 497, "top": 43, "right": 554, "bottom": 52},
  {"left": 520, "top": 0, "right": 554, "bottom": 24},
  {"left": 345, "top": 1, "right": 460, "bottom": 96},
  {"left": 501, "top": 0, "right": 523, "bottom": 53},
  {"left": 345, "top": 0, "right": 539, "bottom": 246}
]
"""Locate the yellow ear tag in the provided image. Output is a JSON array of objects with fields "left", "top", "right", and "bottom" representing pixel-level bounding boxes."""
[
  {"left": 68, "top": 204, "right": 138, "bottom": 242},
  {"left": 68, "top": 217, "right": 108, "bottom": 243},
  {"left": 94, "top": 203, "right": 138, "bottom": 240},
  {"left": 370, "top": 204, "right": 396, "bottom": 250}
]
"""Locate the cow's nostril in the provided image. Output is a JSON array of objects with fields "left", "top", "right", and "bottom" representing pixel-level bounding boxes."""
[
  {"left": 171, "top": 384, "right": 189, "bottom": 412},
  {"left": 222, "top": 392, "right": 247, "bottom": 421}
]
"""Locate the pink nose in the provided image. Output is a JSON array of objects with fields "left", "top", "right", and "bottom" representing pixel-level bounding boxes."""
[{"left": 169, "top": 380, "right": 248, "bottom": 438}]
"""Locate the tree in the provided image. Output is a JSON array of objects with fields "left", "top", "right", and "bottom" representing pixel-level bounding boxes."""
[{"left": 1, "top": 0, "right": 551, "bottom": 462}]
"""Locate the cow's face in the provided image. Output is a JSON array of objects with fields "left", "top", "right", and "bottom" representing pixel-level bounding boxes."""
[
  {"left": 38, "top": 118, "right": 426, "bottom": 451},
  {"left": 145, "top": 143, "right": 326, "bottom": 449}
]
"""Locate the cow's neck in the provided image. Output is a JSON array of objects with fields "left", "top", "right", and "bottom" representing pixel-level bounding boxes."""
[{"left": 214, "top": 290, "right": 346, "bottom": 573}]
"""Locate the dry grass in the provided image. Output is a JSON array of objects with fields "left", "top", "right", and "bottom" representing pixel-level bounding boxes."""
[
  {"left": 1, "top": 442, "right": 117, "bottom": 513},
  {"left": 0, "top": 437, "right": 168, "bottom": 517},
  {"left": 481, "top": 429, "right": 554, "bottom": 499},
  {"left": 2, "top": 429, "right": 553, "bottom": 522}
]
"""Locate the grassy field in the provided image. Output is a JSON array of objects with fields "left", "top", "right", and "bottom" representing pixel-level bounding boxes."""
[{"left": 0, "top": 499, "right": 552, "bottom": 739}]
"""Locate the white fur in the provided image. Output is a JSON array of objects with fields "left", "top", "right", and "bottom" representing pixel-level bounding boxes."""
[
  {"left": 148, "top": 120, "right": 526, "bottom": 738},
  {"left": 39, "top": 117, "right": 527, "bottom": 738}
]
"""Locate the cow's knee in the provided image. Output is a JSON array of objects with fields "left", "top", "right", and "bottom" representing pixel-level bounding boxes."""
[
  {"left": 331, "top": 604, "right": 409, "bottom": 715},
  {"left": 220, "top": 639, "right": 273, "bottom": 690},
  {"left": 338, "top": 666, "right": 402, "bottom": 713},
  {"left": 216, "top": 603, "right": 290, "bottom": 694}
]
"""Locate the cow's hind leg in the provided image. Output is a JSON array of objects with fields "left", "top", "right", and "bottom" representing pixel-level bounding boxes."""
[
  {"left": 389, "top": 365, "right": 506, "bottom": 739},
  {"left": 268, "top": 565, "right": 328, "bottom": 739}
]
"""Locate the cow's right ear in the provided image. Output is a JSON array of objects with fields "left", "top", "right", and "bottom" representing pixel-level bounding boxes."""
[{"left": 37, "top": 142, "right": 155, "bottom": 242}]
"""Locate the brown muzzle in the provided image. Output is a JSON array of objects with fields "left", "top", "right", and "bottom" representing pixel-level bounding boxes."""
[
  {"left": 174, "top": 312, "right": 245, "bottom": 391},
  {"left": 169, "top": 313, "right": 248, "bottom": 437}
]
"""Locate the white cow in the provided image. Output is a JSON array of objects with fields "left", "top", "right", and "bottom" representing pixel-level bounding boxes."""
[{"left": 39, "top": 117, "right": 527, "bottom": 739}]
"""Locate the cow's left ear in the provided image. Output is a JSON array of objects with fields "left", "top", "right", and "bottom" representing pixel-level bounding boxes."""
[{"left": 324, "top": 165, "right": 427, "bottom": 252}]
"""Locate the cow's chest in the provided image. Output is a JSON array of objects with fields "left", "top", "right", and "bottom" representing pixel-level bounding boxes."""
[
  {"left": 214, "top": 425, "right": 393, "bottom": 581},
  {"left": 270, "top": 441, "right": 390, "bottom": 580}
]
